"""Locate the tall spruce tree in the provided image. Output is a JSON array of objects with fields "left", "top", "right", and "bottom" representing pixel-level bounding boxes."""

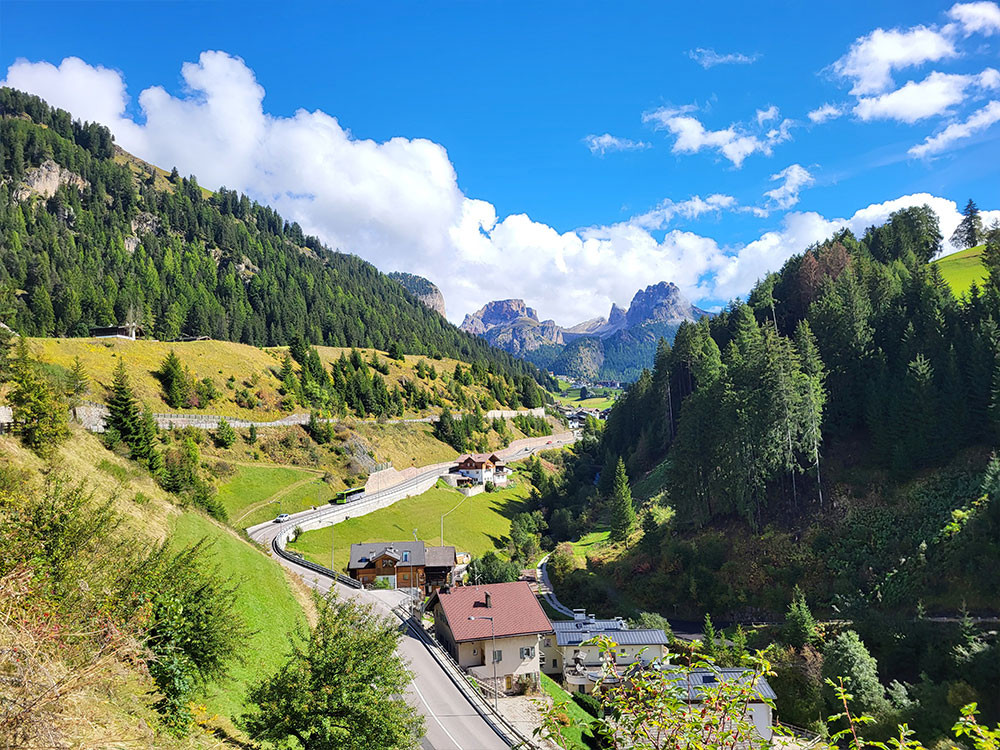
[
  {"left": 609, "top": 457, "right": 636, "bottom": 542},
  {"left": 157, "top": 350, "right": 189, "bottom": 409},
  {"left": 107, "top": 358, "right": 141, "bottom": 447},
  {"left": 950, "top": 199, "right": 983, "bottom": 250},
  {"left": 782, "top": 585, "right": 818, "bottom": 649}
]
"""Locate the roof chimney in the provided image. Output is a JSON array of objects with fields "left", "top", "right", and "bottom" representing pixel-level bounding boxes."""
[{"left": 484, "top": 591, "right": 492, "bottom": 608}]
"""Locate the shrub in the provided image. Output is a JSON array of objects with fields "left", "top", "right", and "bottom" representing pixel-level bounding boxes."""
[{"left": 573, "top": 691, "right": 603, "bottom": 717}]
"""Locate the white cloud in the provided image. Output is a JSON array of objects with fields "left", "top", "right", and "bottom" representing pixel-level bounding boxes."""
[
  {"left": 909, "top": 99, "right": 1000, "bottom": 156},
  {"left": 4, "top": 53, "right": 996, "bottom": 326},
  {"left": 832, "top": 25, "right": 958, "bottom": 95},
  {"left": 763, "top": 164, "right": 814, "bottom": 210},
  {"left": 643, "top": 106, "right": 793, "bottom": 168},
  {"left": 583, "top": 133, "right": 650, "bottom": 155},
  {"left": 630, "top": 194, "right": 738, "bottom": 231},
  {"left": 756, "top": 105, "right": 779, "bottom": 126},
  {"left": 808, "top": 103, "right": 844, "bottom": 123},
  {"left": 854, "top": 69, "right": 1000, "bottom": 123},
  {"left": 948, "top": 1, "right": 1000, "bottom": 35},
  {"left": 688, "top": 48, "right": 760, "bottom": 68}
]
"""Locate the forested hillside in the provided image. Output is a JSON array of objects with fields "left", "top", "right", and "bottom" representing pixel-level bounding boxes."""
[
  {"left": 526, "top": 203, "right": 1000, "bottom": 742},
  {"left": 0, "top": 88, "right": 551, "bottom": 402}
]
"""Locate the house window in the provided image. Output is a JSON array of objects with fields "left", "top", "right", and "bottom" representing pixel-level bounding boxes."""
[
  {"left": 552, "top": 658, "right": 558, "bottom": 668},
  {"left": 519, "top": 646, "right": 535, "bottom": 659},
  {"left": 472, "top": 648, "right": 478, "bottom": 655},
  {"left": 492, "top": 650, "right": 502, "bottom": 664},
  {"left": 543, "top": 638, "right": 551, "bottom": 647},
  {"left": 402, "top": 550, "right": 410, "bottom": 562},
  {"left": 578, "top": 684, "right": 586, "bottom": 694},
  {"left": 401, "top": 572, "right": 409, "bottom": 581}
]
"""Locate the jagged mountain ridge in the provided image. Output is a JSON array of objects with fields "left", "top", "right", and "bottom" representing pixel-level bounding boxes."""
[{"left": 459, "top": 282, "right": 710, "bottom": 381}]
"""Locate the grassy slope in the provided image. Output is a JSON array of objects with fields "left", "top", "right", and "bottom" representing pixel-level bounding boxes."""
[
  {"left": 216, "top": 464, "right": 316, "bottom": 520},
  {"left": 287, "top": 474, "right": 534, "bottom": 571},
  {"left": 352, "top": 421, "right": 458, "bottom": 467},
  {"left": 169, "top": 512, "right": 308, "bottom": 727},
  {"left": 932, "top": 243, "right": 987, "bottom": 296},
  {"left": 0, "top": 428, "right": 310, "bottom": 736},
  {"left": 27, "top": 337, "right": 508, "bottom": 421},
  {"left": 539, "top": 673, "right": 592, "bottom": 750}
]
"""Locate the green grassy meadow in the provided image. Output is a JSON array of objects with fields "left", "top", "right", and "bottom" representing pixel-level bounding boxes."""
[
  {"left": 215, "top": 464, "right": 318, "bottom": 523},
  {"left": 552, "top": 384, "right": 619, "bottom": 411},
  {"left": 932, "top": 244, "right": 987, "bottom": 296},
  {"left": 568, "top": 529, "right": 611, "bottom": 563},
  {"left": 539, "top": 673, "right": 592, "bottom": 750},
  {"left": 287, "top": 477, "right": 534, "bottom": 571},
  {"left": 168, "top": 510, "right": 308, "bottom": 729}
]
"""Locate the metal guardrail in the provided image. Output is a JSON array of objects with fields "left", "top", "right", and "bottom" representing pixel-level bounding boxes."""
[
  {"left": 394, "top": 604, "right": 550, "bottom": 750},
  {"left": 270, "top": 534, "right": 362, "bottom": 589}
]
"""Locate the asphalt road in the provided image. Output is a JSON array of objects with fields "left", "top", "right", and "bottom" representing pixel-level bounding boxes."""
[{"left": 246, "top": 432, "right": 577, "bottom": 749}]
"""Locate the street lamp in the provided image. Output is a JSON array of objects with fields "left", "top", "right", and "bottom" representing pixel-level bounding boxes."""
[{"left": 468, "top": 615, "right": 497, "bottom": 709}]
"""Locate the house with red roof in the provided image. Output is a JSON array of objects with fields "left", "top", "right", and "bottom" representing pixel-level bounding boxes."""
[{"left": 426, "top": 581, "right": 553, "bottom": 692}]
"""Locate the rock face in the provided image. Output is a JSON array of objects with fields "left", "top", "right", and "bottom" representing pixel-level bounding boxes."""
[
  {"left": 624, "top": 281, "right": 708, "bottom": 328},
  {"left": 389, "top": 272, "right": 446, "bottom": 317},
  {"left": 461, "top": 282, "right": 709, "bottom": 380},
  {"left": 460, "top": 299, "right": 538, "bottom": 335},
  {"left": 13, "top": 159, "right": 88, "bottom": 202}
]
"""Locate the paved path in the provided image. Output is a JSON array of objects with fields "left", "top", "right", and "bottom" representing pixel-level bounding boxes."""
[
  {"left": 247, "top": 432, "right": 577, "bottom": 749},
  {"left": 536, "top": 554, "right": 575, "bottom": 618}
]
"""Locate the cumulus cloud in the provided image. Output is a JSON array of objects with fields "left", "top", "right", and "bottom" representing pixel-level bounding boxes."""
[
  {"left": 948, "top": 1, "right": 1000, "bottom": 35},
  {"left": 854, "top": 69, "right": 1000, "bottom": 123},
  {"left": 808, "top": 103, "right": 844, "bottom": 123},
  {"left": 643, "top": 106, "right": 794, "bottom": 168},
  {"left": 909, "top": 99, "right": 1000, "bottom": 156},
  {"left": 763, "top": 164, "right": 814, "bottom": 210},
  {"left": 583, "top": 133, "right": 650, "bottom": 156},
  {"left": 3, "top": 53, "right": 996, "bottom": 325},
  {"left": 832, "top": 25, "right": 958, "bottom": 95},
  {"left": 688, "top": 48, "right": 760, "bottom": 68}
]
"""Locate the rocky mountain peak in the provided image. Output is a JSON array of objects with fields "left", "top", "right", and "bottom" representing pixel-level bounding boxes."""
[
  {"left": 460, "top": 299, "right": 538, "bottom": 335},
  {"left": 625, "top": 281, "right": 703, "bottom": 328}
]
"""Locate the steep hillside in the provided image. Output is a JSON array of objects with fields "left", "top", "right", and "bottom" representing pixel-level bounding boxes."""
[
  {"left": 931, "top": 243, "right": 987, "bottom": 296},
  {"left": 0, "top": 88, "right": 551, "bottom": 398},
  {"left": 0, "top": 426, "right": 310, "bottom": 743},
  {"left": 27, "top": 336, "right": 523, "bottom": 420}
]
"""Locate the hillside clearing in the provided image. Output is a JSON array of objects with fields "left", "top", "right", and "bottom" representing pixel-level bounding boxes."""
[
  {"left": 932, "top": 244, "right": 987, "bottom": 296},
  {"left": 287, "top": 474, "right": 535, "bottom": 571}
]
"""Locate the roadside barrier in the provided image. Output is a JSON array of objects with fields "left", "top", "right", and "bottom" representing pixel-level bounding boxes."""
[
  {"left": 393, "top": 603, "right": 551, "bottom": 750},
  {"left": 270, "top": 533, "right": 362, "bottom": 589}
]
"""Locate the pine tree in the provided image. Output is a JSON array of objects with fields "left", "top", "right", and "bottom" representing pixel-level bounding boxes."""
[
  {"left": 701, "top": 614, "right": 718, "bottom": 658},
  {"left": 66, "top": 355, "right": 89, "bottom": 406},
  {"left": 248, "top": 423, "right": 258, "bottom": 445},
  {"left": 982, "top": 221, "right": 1000, "bottom": 287},
  {"left": 782, "top": 585, "right": 818, "bottom": 649},
  {"left": 8, "top": 338, "right": 68, "bottom": 456},
  {"left": 214, "top": 417, "right": 237, "bottom": 448},
  {"left": 609, "top": 457, "right": 636, "bottom": 542},
  {"left": 157, "top": 350, "right": 189, "bottom": 409},
  {"left": 107, "top": 358, "right": 141, "bottom": 447},
  {"left": 950, "top": 198, "right": 983, "bottom": 250}
]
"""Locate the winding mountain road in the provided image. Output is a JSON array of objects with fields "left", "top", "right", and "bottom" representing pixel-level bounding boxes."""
[{"left": 246, "top": 431, "right": 576, "bottom": 750}]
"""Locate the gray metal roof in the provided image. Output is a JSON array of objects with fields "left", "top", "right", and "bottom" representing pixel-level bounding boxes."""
[
  {"left": 424, "top": 545, "right": 457, "bottom": 568},
  {"left": 552, "top": 615, "right": 669, "bottom": 647},
  {"left": 663, "top": 668, "right": 777, "bottom": 701},
  {"left": 348, "top": 541, "right": 426, "bottom": 569}
]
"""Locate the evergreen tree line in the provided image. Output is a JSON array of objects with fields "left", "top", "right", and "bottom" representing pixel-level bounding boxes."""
[
  {"left": 0, "top": 88, "right": 552, "bottom": 403},
  {"left": 602, "top": 203, "right": 1000, "bottom": 526}
]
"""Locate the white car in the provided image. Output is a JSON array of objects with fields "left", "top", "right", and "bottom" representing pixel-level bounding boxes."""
[{"left": 273, "top": 513, "right": 291, "bottom": 523}]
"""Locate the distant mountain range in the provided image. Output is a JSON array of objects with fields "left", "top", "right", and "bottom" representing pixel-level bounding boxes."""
[{"left": 458, "top": 282, "right": 710, "bottom": 381}]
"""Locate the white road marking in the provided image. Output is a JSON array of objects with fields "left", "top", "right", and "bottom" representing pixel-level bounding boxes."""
[{"left": 410, "top": 673, "right": 465, "bottom": 750}]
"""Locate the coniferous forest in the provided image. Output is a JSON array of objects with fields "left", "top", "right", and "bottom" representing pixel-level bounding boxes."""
[{"left": 0, "top": 88, "right": 552, "bottom": 401}]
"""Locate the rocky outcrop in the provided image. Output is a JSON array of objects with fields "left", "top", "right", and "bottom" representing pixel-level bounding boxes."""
[
  {"left": 389, "top": 272, "right": 446, "bottom": 317},
  {"left": 13, "top": 159, "right": 88, "bottom": 202},
  {"left": 460, "top": 299, "right": 538, "bottom": 335},
  {"left": 624, "top": 281, "right": 708, "bottom": 328}
]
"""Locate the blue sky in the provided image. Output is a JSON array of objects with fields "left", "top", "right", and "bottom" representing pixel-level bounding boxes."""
[{"left": 2, "top": 1, "right": 999, "bottom": 324}]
